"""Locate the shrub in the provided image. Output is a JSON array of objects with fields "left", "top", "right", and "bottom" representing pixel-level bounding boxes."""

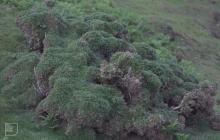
[
  {"left": 36, "top": 81, "right": 127, "bottom": 133},
  {"left": 174, "top": 84, "right": 217, "bottom": 127},
  {"left": 3, "top": 3, "right": 216, "bottom": 139},
  {"left": 86, "top": 66, "right": 101, "bottom": 83},
  {"left": 133, "top": 42, "right": 157, "bottom": 60},
  {"left": 38, "top": 112, "right": 60, "bottom": 129},
  {"left": 89, "top": 19, "right": 128, "bottom": 39},
  {"left": 3, "top": 0, "right": 35, "bottom": 10},
  {"left": 144, "top": 61, "right": 180, "bottom": 87},
  {"left": 70, "top": 20, "right": 90, "bottom": 37},
  {"left": 180, "top": 60, "right": 200, "bottom": 82},
  {"left": 182, "top": 82, "right": 198, "bottom": 91},
  {"left": 16, "top": 4, "right": 68, "bottom": 52},
  {"left": 78, "top": 31, "right": 129, "bottom": 59},
  {"left": 110, "top": 52, "right": 143, "bottom": 73},
  {"left": 84, "top": 12, "right": 116, "bottom": 22},
  {"left": 16, "top": 86, "right": 42, "bottom": 108},
  {"left": 149, "top": 33, "right": 171, "bottom": 48},
  {"left": 0, "top": 53, "right": 39, "bottom": 94},
  {"left": 36, "top": 46, "right": 88, "bottom": 77},
  {"left": 1, "top": 71, "right": 34, "bottom": 96},
  {"left": 142, "top": 70, "right": 161, "bottom": 92}
]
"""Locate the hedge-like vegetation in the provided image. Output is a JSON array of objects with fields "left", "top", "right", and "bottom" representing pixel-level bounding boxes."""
[{"left": 0, "top": 0, "right": 218, "bottom": 139}]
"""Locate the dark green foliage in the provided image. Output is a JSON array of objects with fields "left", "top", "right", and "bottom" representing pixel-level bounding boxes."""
[
  {"left": 84, "top": 12, "right": 116, "bottom": 22},
  {"left": 78, "top": 31, "right": 129, "bottom": 59},
  {"left": 169, "top": 61, "right": 198, "bottom": 83},
  {"left": 0, "top": 53, "right": 39, "bottom": 96},
  {"left": 110, "top": 52, "right": 143, "bottom": 73},
  {"left": 37, "top": 79, "right": 127, "bottom": 132},
  {"left": 144, "top": 61, "right": 182, "bottom": 88},
  {"left": 133, "top": 42, "right": 157, "bottom": 60},
  {"left": 86, "top": 66, "right": 101, "bottom": 83},
  {"left": 164, "top": 87, "right": 186, "bottom": 106},
  {"left": 16, "top": 86, "right": 42, "bottom": 108},
  {"left": 70, "top": 20, "right": 90, "bottom": 37},
  {"left": 142, "top": 70, "right": 162, "bottom": 92},
  {"left": 169, "top": 88, "right": 186, "bottom": 97},
  {"left": 0, "top": 52, "right": 21, "bottom": 70},
  {"left": 183, "top": 82, "right": 199, "bottom": 91},
  {"left": 0, "top": 53, "right": 39, "bottom": 110},
  {"left": 129, "top": 28, "right": 144, "bottom": 42},
  {"left": 44, "top": 0, "right": 56, "bottom": 8},
  {"left": 16, "top": 3, "right": 69, "bottom": 52},
  {"left": 3, "top": 0, "right": 36, "bottom": 10},
  {"left": 44, "top": 32, "right": 65, "bottom": 48},
  {"left": 18, "top": 5, "right": 67, "bottom": 34},
  {"left": 1, "top": 71, "right": 33, "bottom": 95},
  {"left": 89, "top": 19, "right": 128, "bottom": 39},
  {"left": 0, "top": 1, "right": 216, "bottom": 139},
  {"left": 36, "top": 44, "right": 89, "bottom": 77}
]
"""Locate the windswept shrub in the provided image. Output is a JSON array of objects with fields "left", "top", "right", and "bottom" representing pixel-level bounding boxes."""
[
  {"left": 44, "top": 0, "right": 56, "bottom": 8},
  {"left": 0, "top": 53, "right": 39, "bottom": 90},
  {"left": 84, "top": 12, "right": 116, "bottom": 22},
  {"left": 16, "top": 86, "right": 42, "bottom": 108},
  {"left": 1, "top": 71, "right": 34, "bottom": 95},
  {"left": 36, "top": 81, "right": 128, "bottom": 134},
  {"left": 117, "top": 69, "right": 142, "bottom": 104},
  {"left": 89, "top": 19, "right": 128, "bottom": 39},
  {"left": 142, "top": 70, "right": 161, "bottom": 92},
  {"left": 133, "top": 42, "right": 157, "bottom": 60},
  {"left": 100, "top": 61, "right": 123, "bottom": 83},
  {"left": 149, "top": 33, "right": 171, "bottom": 48},
  {"left": 3, "top": 0, "right": 35, "bottom": 10},
  {"left": 78, "top": 31, "right": 129, "bottom": 59},
  {"left": 179, "top": 60, "right": 200, "bottom": 83},
  {"left": 182, "top": 82, "right": 199, "bottom": 91},
  {"left": 70, "top": 20, "right": 90, "bottom": 37},
  {"left": 4, "top": 2, "right": 216, "bottom": 139},
  {"left": 16, "top": 4, "right": 68, "bottom": 52},
  {"left": 144, "top": 61, "right": 182, "bottom": 88},
  {"left": 110, "top": 51, "right": 143, "bottom": 73},
  {"left": 86, "top": 66, "right": 101, "bottom": 83},
  {"left": 0, "top": 53, "right": 39, "bottom": 110},
  {"left": 100, "top": 60, "right": 142, "bottom": 104},
  {"left": 174, "top": 83, "right": 217, "bottom": 127}
]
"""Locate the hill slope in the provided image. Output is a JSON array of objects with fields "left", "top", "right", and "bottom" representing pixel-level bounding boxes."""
[
  {"left": 0, "top": 0, "right": 220, "bottom": 140},
  {"left": 113, "top": 0, "right": 220, "bottom": 83}
]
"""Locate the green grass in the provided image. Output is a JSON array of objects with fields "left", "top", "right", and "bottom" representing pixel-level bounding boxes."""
[{"left": 0, "top": 6, "right": 24, "bottom": 54}]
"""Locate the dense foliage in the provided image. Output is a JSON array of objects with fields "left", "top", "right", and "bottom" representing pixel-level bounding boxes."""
[{"left": 0, "top": 0, "right": 219, "bottom": 140}]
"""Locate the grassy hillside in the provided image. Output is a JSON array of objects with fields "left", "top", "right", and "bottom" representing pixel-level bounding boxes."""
[
  {"left": 0, "top": 0, "right": 220, "bottom": 140},
  {"left": 113, "top": 0, "right": 220, "bottom": 113},
  {"left": 113, "top": 0, "right": 220, "bottom": 83},
  {"left": 112, "top": 1, "right": 220, "bottom": 138},
  {"left": 114, "top": 0, "right": 220, "bottom": 140}
]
